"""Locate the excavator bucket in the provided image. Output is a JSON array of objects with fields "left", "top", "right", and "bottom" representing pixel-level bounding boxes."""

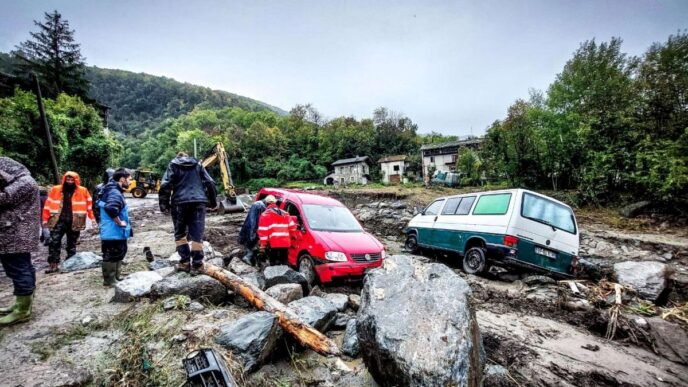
[{"left": 217, "top": 194, "right": 254, "bottom": 214}]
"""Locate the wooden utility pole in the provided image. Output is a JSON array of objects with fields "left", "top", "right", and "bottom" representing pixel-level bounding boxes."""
[
  {"left": 203, "top": 264, "right": 341, "bottom": 356},
  {"left": 33, "top": 73, "right": 60, "bottom": 184}
]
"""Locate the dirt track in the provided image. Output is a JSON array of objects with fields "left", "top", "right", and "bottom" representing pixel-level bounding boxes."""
[{"left": 0, "top": 191, "right": 687, "bottom": 386}]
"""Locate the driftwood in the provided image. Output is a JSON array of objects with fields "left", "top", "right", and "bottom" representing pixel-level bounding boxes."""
[{"left": 203, "top": 263, "right": 341, "bottom": 356}]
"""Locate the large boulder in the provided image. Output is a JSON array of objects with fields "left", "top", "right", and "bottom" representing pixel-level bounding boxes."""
[
  {"left": 357, "top": 255, "right": 484, "bottom": 386},
  {"left": 341, "top": 319, "right": 360, "bottom": 357},
  {"left": 60, "top": 252, "right": 102, "bottom": 272},
  {"left": 324, "top": 293, "right": 349, "bottom": 312},
  {"left": 265, "top": 283, "right": 303, "bottom": 304},
  {"left": 242, "top": 272, "right": 267, "bottom": 291},
  {"left": 647, "top": 317, "right": 688, "bottom": 364},
  {"left": 151, "top": 272, "right": 227, "bottom": 304},
  {"left": 215, "top": 311, "right": 283, "bottom": 372},
  {"left": 613, "top": 261, "right": 670, "bottom": 303},
  {"left": 113, "top": 271, "right": 163, "bottom": 302},
  {"left": 287, "top": 296, "right": 337, "bottom": 332},
  {"left": 264, "top": 265, "right": 309, "bottom": 294},
  {"left": 228, "top": 258, "right": 258, "bottom": 276},
  {"left": 148, "top": 259, "right": 174, "bottom": 271}
]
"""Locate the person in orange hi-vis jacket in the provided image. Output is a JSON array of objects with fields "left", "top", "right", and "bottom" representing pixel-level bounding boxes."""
[
  {"left": 42, "top": 171, "right": 97, "bottom": 274},
  {"left": 257, "top": 195, "right": 297, "bottom": 266}
]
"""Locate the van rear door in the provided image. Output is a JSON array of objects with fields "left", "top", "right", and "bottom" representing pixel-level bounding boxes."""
[{"left": 509, "top": 191, "right": 578, "bottom": 275}]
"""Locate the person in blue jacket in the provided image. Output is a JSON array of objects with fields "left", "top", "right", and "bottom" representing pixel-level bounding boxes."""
[
  {"left": 98, "top": 168, "right": 133, "bottom": 286},
  {"left": 238, "top": 199, "right": 267, "bottom": 266}
]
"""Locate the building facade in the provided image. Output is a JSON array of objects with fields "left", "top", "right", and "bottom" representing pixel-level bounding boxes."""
[
  {"left": 421, "top": 138, "right": 482, "bottom": 179},
  {"left": 378, "top": 155, "right": 409, "bottom": 184},
  {"left": 324, "top": 156, "right": 370, "bottom": 185}
]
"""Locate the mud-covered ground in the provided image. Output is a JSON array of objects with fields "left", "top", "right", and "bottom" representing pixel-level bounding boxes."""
[{"left": 1, "top": 190, "right": 687, "bottom": 386}]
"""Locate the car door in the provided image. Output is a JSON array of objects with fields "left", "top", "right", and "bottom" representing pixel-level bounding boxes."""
[
  {"left": 283, "top": 200, "right": 306, "bottom": 267},
  {"left": 432, "top": 197, "right": 463, "bottom": 251},
  {"left": 415, "top": 199, "right": 445, "bottom": 246}
]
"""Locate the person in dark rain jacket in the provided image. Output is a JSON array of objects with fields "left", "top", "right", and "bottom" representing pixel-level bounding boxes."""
[{"left": 159, "top": 152, "right": 217, "bottom": 275}]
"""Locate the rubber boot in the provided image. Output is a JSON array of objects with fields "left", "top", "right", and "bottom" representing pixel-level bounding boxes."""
[
  {"left": 190, "top": 250, "right": 204, "bottom": 276},
  {"left": 115, "top": 261, "right": 124, "bottom": 281},
  {"left": 0, "top": 295, "right": 32, "bottom": 327},
  {"left": 102, "top": 261, "right": 118, "bottom": 286},
  {"left": 0, "top": 302, "right": 16, "bottom": 315},
  {"left": 175, "top": 243, "right": 192, "bottom": 273}
]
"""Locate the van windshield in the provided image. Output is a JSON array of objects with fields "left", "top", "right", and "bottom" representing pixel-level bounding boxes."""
[
  {"left": 302, "top": 204, "right": 363, "bottom": 232},
  {"left": 521, "top": 193, "right": 577, "bottom": 234}
]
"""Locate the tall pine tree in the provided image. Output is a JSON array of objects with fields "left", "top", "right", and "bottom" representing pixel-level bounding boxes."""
[{"left": 13, "top": 10, "right": 88, "bottom": 98}]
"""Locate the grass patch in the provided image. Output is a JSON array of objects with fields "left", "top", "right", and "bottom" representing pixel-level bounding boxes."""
[{"left": 30, "top": 321, "right": 108, "bottom": 361}]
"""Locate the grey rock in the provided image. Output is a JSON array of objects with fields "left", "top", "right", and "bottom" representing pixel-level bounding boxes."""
[
  {"left": 348, "top": 294, "right": 361, "bottom": 311},
  {"left": 358, "top": 211, "right": 374, "bottom": 222},
  {"left": 357, "top": 255, "right": 484, "bottom": 386},
  {"left": 288, "top": 296, "right": 338, "bottom": 332},
  {"left": 172, "top": 334, "right": 187, "bottom": 342},
  {"left": 151, "top": 272, "right": 227, "bottom": 304},
  {"left": 60, "top": 252, "right": 102, "bottom": 272},
  {"left": 188, "top": 301, "right": 205, "bottom": 312},
  {"left": 213, "top": 310, "right": 229, "bottom": 319},
  {"left": 215, "top": 311, "right": 283, "bottom": 372},
  {"left": 342, "top": 319, "right": 360, "bottom": 357},
  {"left": 483, "top": 364, "right": 510, "bottom": 387},
  {"left": 647, "top": 317, "right": 688, "bottom": 364},
  {"left": 242, "top": 271, "right": 266, "bottom": 290},
  {"left": 620, "top": 201, "right": 652, "bottom": 218},
  {"left": 264, "top": 265, "right": 309, "bottom": 294},
  {"left": 113, "top": 271, "right": 164, "bottom": 302},
  {"left": 391, "top": 201, "right": 407, "bottom": 209},
  {"left": 148, "top": 259, "right": 174, "bottom": 271},
  {"left": 522, "top": 275, "right": 556, "bottom": 286},
  {"left": 265, "top": 283, "right": 303, "bottom": 304},
  {"left": 379, "top": 202, "right": 389, "bottom": 208},
  {"left": 324, "top": 293, "right": 349, "bottom": 312},
  {"left": 206, "top": 257, "right": 225, "bottom": 267},
  {"left": 229, "top": 258, "right": 258, "bottom": 276},
  {"left": 369, "top": 202, "right": 380, "bottom": 208},
  {"left": 614, "top": 261, "right": 670, "bottom": 303},
  {"left": 155, "top": 266, "right": 176, "bottom": 278},
  {"left": 333, "top": 313, "right": 352, "bottom": 329}
]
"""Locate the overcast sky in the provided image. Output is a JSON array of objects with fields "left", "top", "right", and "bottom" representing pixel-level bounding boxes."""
[{"left": 1, "top": 1, "right": 686, "bottom": 135}]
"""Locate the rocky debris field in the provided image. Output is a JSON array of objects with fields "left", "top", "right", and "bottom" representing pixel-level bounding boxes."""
[{"left": 0, "top": 191, "right": 687, "bottom": 386}]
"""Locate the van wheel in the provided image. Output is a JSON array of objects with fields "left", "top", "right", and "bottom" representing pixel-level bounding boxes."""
[
  {"left": 132, "top": 187, "right": 146, "bottom": 198},
  {"left": 405, "top": 234, "right": 419, "bottom": 253},
  {"left": 463, "top": 247, "right": 486, "bottom": 274},
  {"left": 298, "top": 255, "right": 317, "bottom": 287}
]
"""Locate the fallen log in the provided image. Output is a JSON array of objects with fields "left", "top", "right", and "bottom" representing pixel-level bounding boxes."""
[{"left": 203, "top": 263, "right": 341, "bottom": 356}]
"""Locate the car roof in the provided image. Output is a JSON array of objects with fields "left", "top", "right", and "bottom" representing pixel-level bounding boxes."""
[
  {"left": 257, "top": 188, "right": 344, "bottom": 206},
  {"left": 433, "top": 189, "right": 573, "bottom": 209}
]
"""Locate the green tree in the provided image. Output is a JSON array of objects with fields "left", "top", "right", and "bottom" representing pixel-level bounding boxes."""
[{"left": 13, "top": 10, "right": 88, "bottom": 99}]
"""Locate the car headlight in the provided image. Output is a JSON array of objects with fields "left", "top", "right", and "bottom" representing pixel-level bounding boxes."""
[
  {"left": 325, "top": 251, "right": 348, "bottom": 262},
  {"left": 380, "top": 250, "right": 386, "bottom": 259}
]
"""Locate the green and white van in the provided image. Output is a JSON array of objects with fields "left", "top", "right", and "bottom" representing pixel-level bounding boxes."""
[{"left": 404, "top": 189, "right": 579, "bottom": 278}]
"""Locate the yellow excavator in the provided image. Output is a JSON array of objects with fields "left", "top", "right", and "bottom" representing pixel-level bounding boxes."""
[
  {"left": 125, "top": 169, "right": 160, "bottom": 198},
  {"left": 201, "top": 143, "right": 253, "bottom": 214}
]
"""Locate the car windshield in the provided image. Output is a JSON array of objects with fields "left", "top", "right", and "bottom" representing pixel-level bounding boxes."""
[
  {"left": 521, "top": 193, "right": 577, "bottom": 234},
  {"left": 302, "top": 204, "right": 363, "bottom": 232}
]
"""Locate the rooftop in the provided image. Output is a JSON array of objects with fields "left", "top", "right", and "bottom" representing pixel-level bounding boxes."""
[
  {"left": 378, "top": 155, "right": 408, "bottom": 163},
  {"left": 420, "top": 138, "right": 483, "bottom": 151},
  {"left": 331, "top": 156, "right": 369, "bottom": 166}
]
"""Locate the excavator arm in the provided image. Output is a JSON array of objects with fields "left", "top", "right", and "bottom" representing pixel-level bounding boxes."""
[{"left": 200, "top": 143, "right": 251, "bottom": 213}]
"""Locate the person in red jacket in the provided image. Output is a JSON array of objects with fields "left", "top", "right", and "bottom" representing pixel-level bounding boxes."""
[{"left": 257, "top": 195, "right": 296, "bottom": 266}]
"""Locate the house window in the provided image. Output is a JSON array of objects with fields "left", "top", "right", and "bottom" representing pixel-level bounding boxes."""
[
  {"left": 393, "top": 165, "right": 400, "bottom": 172},
  {"left": 430, "top": 156, "right": 435, "bottom": 163},
  {"left": 350, "top": 176, "right": 355, "bottom": 182}
]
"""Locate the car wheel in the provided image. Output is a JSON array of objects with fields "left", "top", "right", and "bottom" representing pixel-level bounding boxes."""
[
  {"left": 132, "top": 187, "right": 146, "bottom": 198},
  {"left": 463, "top": 247, "right": 487, "bottom": 274},
  {"left": 405, "top": 234, "right": 419, "bottom": 253},
  {"left": 298, "top": 254, "right": 317, "bottom": 287}
]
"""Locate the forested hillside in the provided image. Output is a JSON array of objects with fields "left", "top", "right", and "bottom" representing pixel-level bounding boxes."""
[{"left": 86, "top": 67, "right": 286, "bottom": 135}]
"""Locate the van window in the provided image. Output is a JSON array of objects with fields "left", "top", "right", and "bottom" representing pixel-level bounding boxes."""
[
  {"left": 441, "top": 198, "right": 461, "bottom": 215},
  {"left": 456, "top": 196, "right": 476, "bottom": 215},
  {"left": 521, "top": 193, "right": 576, "bottom": 234},
  {"left": 424, "top": 199, "right": 445, "bottom": 216},
  {"left": 284, "top": 201, "right": 303, "bottom": 226},
  {"left": 473, "top": 193, "right": 511, "bottom": 215}
]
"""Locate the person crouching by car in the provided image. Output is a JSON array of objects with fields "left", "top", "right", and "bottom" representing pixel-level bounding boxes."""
[
  {"left": 238, "top": 199, "right": 267, "bottom": 266},
  {"left": 98, "top": 168, "right": 133, "bottom": 286},
  {"left": 257, "top": 195, "right": 296, "bottom": 266}
]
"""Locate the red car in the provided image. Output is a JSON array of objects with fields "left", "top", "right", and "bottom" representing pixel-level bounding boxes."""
[{"left": 255, "top": 188, "right": 385, "bottom": 285}]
